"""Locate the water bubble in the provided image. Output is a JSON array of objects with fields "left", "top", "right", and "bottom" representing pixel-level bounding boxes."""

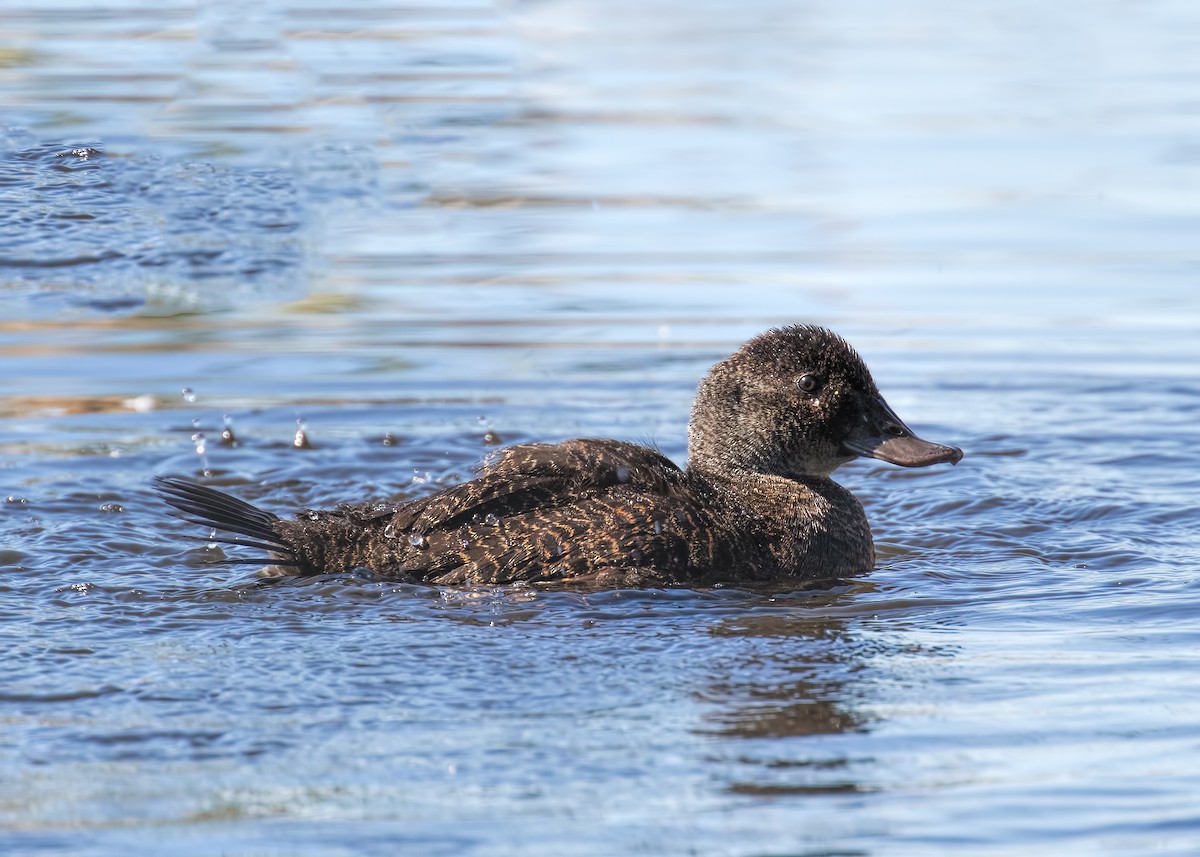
[
  {"left": 99, "top": 503, "right": 124, "bottom": 513},
  {"left": 181, "top": 387, "right": 196, "bottom": 404}
]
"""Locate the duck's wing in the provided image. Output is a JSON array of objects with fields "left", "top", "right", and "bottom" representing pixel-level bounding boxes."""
[
  {"left": 373, "top": 439, "right": 685, "bottom": 535},
  {"left": 360, "top": 439, "right": 717, "bottom": 586},
  {"left": 414, "top": 487, "right": 717, "bottom": 587}
]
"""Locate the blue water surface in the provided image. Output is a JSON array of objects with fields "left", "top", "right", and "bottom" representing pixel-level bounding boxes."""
[{"left": 2, "top": 1, "right": 1200, "bottom": 855}]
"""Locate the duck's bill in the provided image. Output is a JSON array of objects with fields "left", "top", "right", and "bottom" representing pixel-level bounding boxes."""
[{"left": 842, "top": 395, "right": 964, "bottom": 468}]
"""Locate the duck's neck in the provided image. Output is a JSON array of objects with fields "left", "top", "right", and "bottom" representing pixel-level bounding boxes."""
[
  {"left": 686, "top": 463, "right": 874, "bottom": 579},
  {"left": 687, "top": 461, "right": 836, "bottom": 490}
]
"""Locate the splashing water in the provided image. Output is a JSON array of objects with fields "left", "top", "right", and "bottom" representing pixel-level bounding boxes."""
[
  {"left": 188, "top": 404, "right": 211, "bottom": 476},
  {"left": 220, "top": 415, "right": 237, "bottom": 447},
  {"left": 293, "top": 418, "right": 312, "bottom": 449}
]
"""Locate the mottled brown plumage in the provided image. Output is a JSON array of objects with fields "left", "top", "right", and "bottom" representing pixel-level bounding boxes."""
[{"left": 157, "top": 325, "right": 962, "bottom": 588}]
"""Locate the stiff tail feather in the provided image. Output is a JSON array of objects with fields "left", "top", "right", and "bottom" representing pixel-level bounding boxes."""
[{"left": 155, "top": 476, "right": 299, "bottom": 567}]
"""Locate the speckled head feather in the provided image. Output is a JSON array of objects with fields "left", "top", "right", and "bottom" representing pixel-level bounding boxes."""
[{"left": 688, "top": 324, "right": 881, "bottom": 479}]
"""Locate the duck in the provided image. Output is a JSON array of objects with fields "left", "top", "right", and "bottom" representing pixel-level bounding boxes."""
[{"left": 156, "top": 324, "right": 962, "bottom": 588}]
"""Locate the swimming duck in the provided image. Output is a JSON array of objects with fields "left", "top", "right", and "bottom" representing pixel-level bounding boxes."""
[{"left": 157, "top": 325, "right": 961, "bottom": 588}]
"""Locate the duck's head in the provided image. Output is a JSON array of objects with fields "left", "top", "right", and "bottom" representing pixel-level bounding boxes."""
[{"left": 687, "top": 325, "right": 963, "bottom": 479}]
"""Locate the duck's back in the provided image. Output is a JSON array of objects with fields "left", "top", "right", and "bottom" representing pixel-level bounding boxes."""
[{"left": 278, "top": 439, "right": 724, "bottom": 587}]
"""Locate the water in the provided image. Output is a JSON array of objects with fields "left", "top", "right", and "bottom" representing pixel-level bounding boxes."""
[{"left": 3, "top": 0, "right": 1200, "bottom": 854}]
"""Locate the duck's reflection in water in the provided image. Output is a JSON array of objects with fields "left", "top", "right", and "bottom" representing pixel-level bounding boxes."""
[{"left": 696, "top": 591, "right": 933, "bottom": 797}]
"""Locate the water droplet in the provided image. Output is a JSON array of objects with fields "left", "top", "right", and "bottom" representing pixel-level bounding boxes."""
[
  {"left": 99, "top": 503, "right": 124, "bottom": 513},
  {"left": 484, "top": 513, "right": 500, "bottom": 527},
  {"left": 181, "top": 387, "right": 196, "bottom": 404},
  {"left": 411, "top": 471, "right": 430, "bottom": 485},
  {"left": 615, "top": 466, "right": 631, "bottom": 484},
  {"left": 306, "top": 511, "right": 319, "bottom": 521},
  {"left": 220, "top": 415, "right": 237, "bottom": 447},
  {"left": 482, "top": 430, "right": 501, "bottom": 446},
  {"left": 409, "top": 533, "right": 426, "bottom": 549},
  {"left": 383, "top": 522, "right": 398, "bottom": 539},
  {"left": 191, "top": 419, "right": 208, "bottom": 472},
  {"left": 653, "top": 519, "right": 663, "bottom": 535},
  {"left": 5, "top": 496, "right": 28, "bottom": 504},
  {"left": 382, "top": 432, "right": 397, "bottom": 447},
  {"left": 293, "top": 418, "right": 312, "bottom": 449}
]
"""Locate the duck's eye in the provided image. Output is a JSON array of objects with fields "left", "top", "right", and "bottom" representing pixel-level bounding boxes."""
[{"left": 796, "top": 374, "right": 821, "bottom": 395}]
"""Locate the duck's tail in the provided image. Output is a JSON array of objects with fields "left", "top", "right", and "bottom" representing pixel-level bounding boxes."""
[{"left": 155, "top": 476, "right": 300, "bottom": 567}]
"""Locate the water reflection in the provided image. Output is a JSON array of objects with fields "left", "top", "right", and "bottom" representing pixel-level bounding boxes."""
[{"left": 696, "top": 598, "right": 879, "bottom": 797}]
